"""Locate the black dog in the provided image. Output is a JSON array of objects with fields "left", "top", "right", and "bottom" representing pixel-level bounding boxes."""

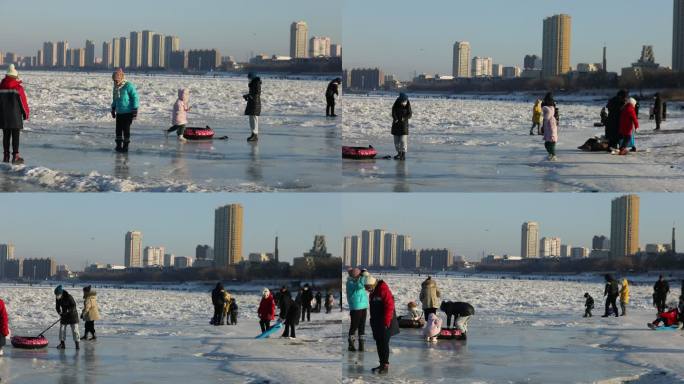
[{"left": 440, "top": 301, "right": 475, "bottom": 329}]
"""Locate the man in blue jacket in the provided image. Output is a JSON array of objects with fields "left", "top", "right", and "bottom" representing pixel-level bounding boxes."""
[
  {"left": 111, "top": 68, "right": 139, "bottom": 153},
  {"left": 346, "top": 267, "right": 368, "bottom": 351}
]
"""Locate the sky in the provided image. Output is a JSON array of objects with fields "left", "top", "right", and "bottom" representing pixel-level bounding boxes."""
[
  {"left": 0, "top": 194, "right": 342, "bottom": 269},
  {"left": 0, "top": 0, "right": 341, "bottom": 62},
  {"left": 343, "top": 0, "right": 674, "bottom": 80},
  {"left": 342, "top": 193, "right": 682, "bottom": 261}
]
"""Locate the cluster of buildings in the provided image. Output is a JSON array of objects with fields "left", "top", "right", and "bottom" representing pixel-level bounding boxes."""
[
  {"left": 0, "top": 21, "right": 341, "bottom": 73},
  {"left": 342, "top": 230, "right": 464, "bottom": 271},
  {"left": 484, "top": 195, "right": 677, "bottom": 265},
  {"left": 0, "top": 243, "right": 59, "bottom": 280}
]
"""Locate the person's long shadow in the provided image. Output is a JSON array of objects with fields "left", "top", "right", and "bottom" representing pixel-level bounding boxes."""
[
  {"left": 246, "top": 142, "right": 263, "bottom": 183},
  {"left": 393, "top": 160, "right": 409, "bottom": 193},
  {"left": 113, "top": 153, "right": 129, "bottom": 180}
]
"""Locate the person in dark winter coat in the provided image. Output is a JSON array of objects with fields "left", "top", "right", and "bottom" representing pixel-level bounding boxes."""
[
  {"left": 439, "top": 301, "right": 475, "bottom": 332},
  {"left": 244, "top": 72, "right": 262, "bottom": 142},
  {"left": 366, "top": 273, "right": 398, "bottom": 375},
  {"left": 653, "top": 275, "right": 670, "bottom": 313},
  {"left": 541, "top": 92, "right": 560, "bottom": 126},
  {"left": 301, "top": 284, "right": 314, "bottom": 322},
  {"left": 602, "top": 274, "right": 619, "bottom": 317},
  {"left": 279, "top": 289, "right": 300, "bottom": 338},
  {"left": 653, "top": 93, "right": 663, "bottom": 130},
  {"left": 228, "top": 298, "right": 238, "bottom": 325},
  {"left": 325, "top": 78, "right": 341, "bottom": 117},
  {"left": 0, "top": 64, "right": 30, "bottom": 164},
  {"left": 314, "top": 291, "right": 322, "bottom": 313},
  {"left": 54, "top": 285, "right": 80, "bottom": 350},
  {"left": 110, "top": 68, "right": 139, "bottom": 153},
  {"left": 325, "top": 292, "right": 334, "bottom": 314},
  {"left": 606, "top": 90, "right": 628, "bottom": 150},
  {"left": 211, "top": 282, "right": 226, "bottom": 326},
  {"left": 391, "top": 93, "right": 412, "bottom": 161},
  {"left": 584, "top": 293, "right": 595, "bottom": 317}
]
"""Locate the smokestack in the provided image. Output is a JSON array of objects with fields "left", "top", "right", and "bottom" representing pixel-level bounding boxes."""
[
  {"left": 603, "top": 46, "right": 607, "bottom": 73},
  {"left": 673, "top": 224, "right": 676, "bottom": 254},
  {"left": 275, "top": 236, "right": 279, "bottom": 263}
]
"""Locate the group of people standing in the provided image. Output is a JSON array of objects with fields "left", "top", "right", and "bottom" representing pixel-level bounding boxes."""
[
  {"left": 210, "top": 283, "right": 239, "bottom": 326},
  {"left": 52, "top": 285, "right": 101, "bottom": 350}
]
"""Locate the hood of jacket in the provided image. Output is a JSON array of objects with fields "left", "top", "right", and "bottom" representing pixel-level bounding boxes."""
[
  {"left": 543, "top": 106, "right": 555, "bottom": 119},
  {"left": 178, "top": 88, "right": 189, "bottom": 102},
  {"left": 84, "top": 291, "right": 97, "bottom": 299}
]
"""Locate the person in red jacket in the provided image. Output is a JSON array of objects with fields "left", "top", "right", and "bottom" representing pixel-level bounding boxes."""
[
  {"left": 0, "top": 298, "right": 10, "bottom": 356},
  {"left": 648, "top": 307, "right": 679, "bottom": 329},
  {"left": 0, "top": 64, "right": 30, "bottom": 164},
  {"left": 617, "top": 97, "right": 639, "bottom": 156},
  {"left": 257, "top": 288, "right": 276, "bottom": 333},
  {"left": 366, "top": 273, "right": 399, "bottom": 375}
]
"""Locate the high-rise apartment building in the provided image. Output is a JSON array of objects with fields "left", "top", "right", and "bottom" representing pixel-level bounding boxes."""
[
  {"left": 43, "top": 42, "right": 57, "bottom": 67},
  {"left": 350, "top": 235, "right": 361, "bottom": 267},
  {"left": 70, "top": 48, "right": 85, "bottom": 68},
  {"left": 143, "top": 246, "right": 165, "bottom": 267},
  {"left": 152, "top": 34, "right": 165, "bottom": 68},
  {"left": 542, "top": 14, "right": 572, "bottom": 78},
  {"left": 472, "top": 57, "right": 493, "bottom": 77},
  {"left": 384, "top": 233, "right": 398, "bottom": 267},
  {"left": 0, "top": 243, "right": 15, "bottom": 279},
  {"left": 540, "top": 237, "right": 562, "bottom": 257},
  {"left": 130, "top": 31, "right": 142, "bottom": 68},
  {"left": 214, "top": 204, "right": 244, "bottom": 267},
  {"left": 119, "top": 37, "right": 130, "bottom": 68},
  {"left": 164, "top": 36, "right": 180, "bottom": 67},
  {"left": 610, "top": 195, "right": 640, "bottom": 258},
  {"left": 102, "top": 41, "right": 112, "bottom": 68},
  {"left": 56, "top": 41, "right": 69, "bottom": 67},
  {"left": 111, "top": 38, "right": 121, "bottom": 68},
  {"left": 452, "top": 41, "right": 471, "bottom": 78},
  {"left": 674, "top": 0, "right": 684, "bottom": 72},
  {"left": 290, "top": 21, "right": 308, "bottom": 58},
  {"left": 141, "top": 30, "right": 154, "bottom": 68},
  {"left": 187, "top": 50, "right": 221, "bottom": 71},
  {"left": 85, "top": 40, "right": 96, "bottom": 67},
  {"left": 521, "top": 222, "right": 540, "bottom": 258},
  {"left": 361, "top": 230, "right": 374, "bottom": 266},
  {"left": 330, "top": 44, "right": 342, "bottom": 58},
  {"left": 309, "top": 36, "right": 331, "bottom": 58},
  {"left": 124, "top": 231, "right": 143, "bottom": 268},
  {"left": 23, "top": 258, "right": 56, "bottom": 280},
  {"left": 372, "top": 229, "right": 385, "bottom": 266}
]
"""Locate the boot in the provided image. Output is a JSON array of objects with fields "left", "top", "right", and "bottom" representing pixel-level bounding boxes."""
[
  {"left": 75, "top": 341, "right": 80, "bottom": 350},
  {"left": 347, "top": 336, "right": 356, "bottom": 352},
  {"left": 56, "top": 341, "right": 66, "bottom": 349},
  {"left": 90, "top": 334, "right": 97, "bottom": 341},
  {"left": 80, "top": 335, "right": 88, "bottom": 341},
  {"left": 2, "top": 152, "right": 8, "bottom": 163},
  {"left": 115, "top": 139, "right": 123, "bottom": 152},
  {"left": 247, "top": 133, "right": 258, "bottom": 142},
  {"left": 400, "top": 152, "right": 406, "bottom": 161},
  {"left": 371, "top": 364, "right": 389, "bottom": 374},
  {"left": 393, "top": 152, "right": 401, "bottom": 160},
  {"left": 11, "top": 153, "right": 23, "bottom": 164},
  {"left": 358, "top": 338, "right": 364, "bottom": 352},
  {"left": 122, "top": 140, "right": 130, "bottom": 153}
]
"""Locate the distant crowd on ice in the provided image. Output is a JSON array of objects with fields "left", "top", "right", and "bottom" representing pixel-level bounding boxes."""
[
  {"left": 583, "top": 274, "right": 684, "bottom": 330},
  {"left": 210, "top": 282, "right": 336, "bottom": 339},
  {"left": 345, "top": 269, "right": 474, "bottom": 375}
]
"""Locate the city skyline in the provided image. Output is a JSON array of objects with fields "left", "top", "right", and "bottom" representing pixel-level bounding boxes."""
[
  {"left": 343, "top": 0, "right": 673, "bottom": 79},
  {"left": 0, "top": 194, "right": 342, "bottom": 268},
  {"left": 0, "top": 0, "right": 341, "bottom": 62},
  {"left": 341, "top": 194, "right": 684, "bottom": 261}
]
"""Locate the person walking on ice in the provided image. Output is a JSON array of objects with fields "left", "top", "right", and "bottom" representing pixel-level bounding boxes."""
[
  {"left": 80, "top": 285, "right": 100, "bottom": 341},
  {"left": 542, "top": 105, "right": 558, "bottom": 161},
  {"left": 602, "top": 274, "right": 619, "bottom": 318},
  {"left": 583, "top": 293, "right": 594, "bottom": 318},
  {"left": 257, "top": 288, "right": 276, "bottom": 333},
  {"left": 346, "top": 267, "right": 368, "bottom": 352},
  {"left": 54, "top": 285, "right": 80, "bottom": 350},
  {"left": 419, "top": 276, "right": 440, "bottom": 319},
  {"left": 110, "top": 68, "right": 139, "bottom": 153},
  {"left": 0, "top": 64, "right": 30, "bottom": 164},
  {"left": 619, "top": 279, "right": 630, "bottom": 316},
  {"left": 391, "top": 93, "right": 412, "bottom": 161},
  {"left": 366, "top": 273, "right": 399, "bottom": 375},
  {"left": 165, "top": 89, "right": 191, "bottom": 142},
  {"left": 530, "top": 99, "right": 542, "bottom": 135},
  {"left": 616, "top": 98, "right": 639, "bottom": 156},
  {"left": 325, "top": 78, "right": 341, "bottom": 117},
  {"left": 423, "top": 313, "right": 442, "bottom": 343},
  {"left": 243, "top": 72, "right": 261, "bottom": 142}
]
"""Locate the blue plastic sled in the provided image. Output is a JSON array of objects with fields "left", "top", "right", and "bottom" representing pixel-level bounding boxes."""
[
  {"left": 255, "top": 321, "right": 283, "bottom": 339},
  {"left": 654, "top": 325, "right": 679, "bottom": 331}
]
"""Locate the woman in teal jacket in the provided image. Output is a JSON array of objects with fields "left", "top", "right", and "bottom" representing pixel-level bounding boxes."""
[
  {"left": 111, "top": 68, "right": 139, "bottom": 153},
  {"left": 346, "top": 268, "right": 368, "bottom": 352}
]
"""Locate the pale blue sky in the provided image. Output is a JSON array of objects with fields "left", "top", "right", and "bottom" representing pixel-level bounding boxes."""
[
  {"left": 0, "top": 194, "right": 342, "bottom": 269},
  {"left": 342, "top": 194, "right": 682, "bottom": 261},
  {"left": 344, "top": 0, "right": 674, "bottom": 80},
  {"left": 0, "top": 0, "right": 341, "bottom": 61}
]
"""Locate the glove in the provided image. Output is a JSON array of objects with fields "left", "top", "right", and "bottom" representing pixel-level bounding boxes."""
[
  {"left": 132, "top": 109, "right": 138, "bottom": 120},
  {"left": 111, "top": 107, "right": 116, "bottom": 119}
]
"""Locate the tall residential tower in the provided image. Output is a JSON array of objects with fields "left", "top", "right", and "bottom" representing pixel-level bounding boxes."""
[
  {"left": 290, "top": 21, "right": 308, "bottom": 58},
  {"left": 542, "top": 14, "right": 572, "bottom": 78},
  {"left": 214, "top": 204, "right": 244, "bottom": 267},
  {"left": 610, "top": 195, "right": 640, "bottom": 258},
  {"left": 452, "top": 41, "right": 471, "bottom": 78},
  {"left": 124, "top": 231, "right": 143, "bottom": 267},
  {"left": 521, "top": 222, "right": 540, "bottom": 258}
]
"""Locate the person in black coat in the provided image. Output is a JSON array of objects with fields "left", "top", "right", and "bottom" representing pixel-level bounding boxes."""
[
  {"left": 439, "top": 301, "right": 475, "bottom": 332},
  {"left": 653, "top": 275, "right": 670, "bottom": 313},
  {"left": 602, "top": 274, "right": 619, "bottom": 317},
  {"left": 584, "top": 293, "right": 595, "bottom": 317},
  {"left": 54, "top": 285, "right": 80, "bottom": 350},
  {"left": 653, "top": 93, "right": 663, "bottom": 130},
  {"left": 279, "top": 290, "right": 300, "bottom": 338},
  {"left": 325, "top": 78, "right": 341, "bottom": 117},
  {"left": 244, "top": 72, "right": 262, "bottom": 142},
  {"left": 211, "top": 282, "right": 226, "bottom": 326},
  {"left": 301, "top": 284, "right": 313, "bottom": 322},
  {"left": 391, "top": 93, "right": 412, "bottom": 161},
  {"left": 606, "top": 90, "right": 628, "bottom": 149},
  {"left": 314, "top": 291, "right": 322, "bottom": 313}
]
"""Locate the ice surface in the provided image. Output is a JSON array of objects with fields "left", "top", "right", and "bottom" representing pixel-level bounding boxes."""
[
  {"left": 5, "top": 72, "right": 341, "bottom": 192},
  {"left": 0, "top": 284, "right": 342, "bottom": 383},
  {"left": 342, "top": 94, "right": 684, "bottom": 192},
  {"left": 342, "top": 273, "right": 684, "bottom": 383}
]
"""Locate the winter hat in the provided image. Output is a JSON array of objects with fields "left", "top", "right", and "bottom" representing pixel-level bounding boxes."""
[
  {"left": 247, "top": 72, "right": 256, "bottom": 79},
  {"left": 628, "top": 98, "right": 637, "bottom": 107},
  {"left": 83, "top": 285, "right": 91, "bottom": 293},
  {"left": 408, "top": 301, "right": 417, "bottom": 308},
  {"left": 364, "top": 274, "right": 377, "bottom": 287},
  {"left": 398, "top": 92, "right": 408, "bottom": 102},
  {"left": 6, "top": 64, "right": 18, "bottom": 78},
  {"left": 584, "top": 292, "right": 589, "bottom": 297},
  {"left": 349, "top": 268, "right": 361, "bottom": 278},
  {"left": 262, "top": 288, "right": 270, "bottom": 297},
  {"left": 54, "top": 285, "right": 63, "bottom": 296},
  {"left": 112, "top": 68, "right": 125, "bottom": 83}
]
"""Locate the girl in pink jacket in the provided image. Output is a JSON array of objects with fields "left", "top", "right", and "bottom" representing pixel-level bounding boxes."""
[
  {"left": 165, "top": 89, "right": 191, "bottom": 142},
  {"left": 542, "top": 106, "right": 558, "bottom": 161},
  {"left": 423, "top": 313, "right": 442, "bottom": 343}
]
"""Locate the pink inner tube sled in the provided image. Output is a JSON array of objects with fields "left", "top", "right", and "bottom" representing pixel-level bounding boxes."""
[
  {"left": 437, "top": 329, "right": 466, "bottom": 340},
  {"left": 183, "top": 126, "right": 215, "bottom": 140},
  {"left": 11, "top": 335, "right": 49, "bottom": 349},
  {"left": 342, "top": 146, "right": 378, "bottom": 160}
]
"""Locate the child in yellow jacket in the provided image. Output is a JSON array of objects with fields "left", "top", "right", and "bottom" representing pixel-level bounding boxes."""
[
  {"left": 619, "top": 279, "right": 629, "bottom": 316},
  {"left": 530, "top": 99, "right": 543, "bottom": 135}
]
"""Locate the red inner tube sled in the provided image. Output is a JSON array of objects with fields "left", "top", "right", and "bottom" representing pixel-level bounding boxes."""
[
  {"left": 342, "top": 146, "right": 377, "bottom": 160},
  {"left": 397, "top": 316, "right": 426, "bottom": 328},
  {"left": 183, "top": 126, "right": 215, "bottom": 140},
  {"left": 11, "top": 335, "right": 49, "bottom": 349},
  {"left": 437, "top": 329, "right": 466, "bottom": 340}
]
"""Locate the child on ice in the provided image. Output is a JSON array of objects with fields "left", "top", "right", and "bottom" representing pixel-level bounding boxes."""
[
  {"left": 228, "top": 298, "right": 238, "bottom": 325},
  {"left": 423, "top": 313, "right": 442, "bottom": 343},
  {"left": 325, "top": 292, "right": 334, "bottom": 314},
  {"left": 583, "top": 293, "right": 594, "bottom": 317},
  {"left": 542, "top": 105, "right": 558, "bottom": 161},
  {"left": 647, "top": 305, "right": 679, "bottom": 329},
  {"left": 407, "top": 301, "right": 422, "bottom": 320},
  {"left": 166, "top": 89, "right": 190, "bottom": 142}
]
